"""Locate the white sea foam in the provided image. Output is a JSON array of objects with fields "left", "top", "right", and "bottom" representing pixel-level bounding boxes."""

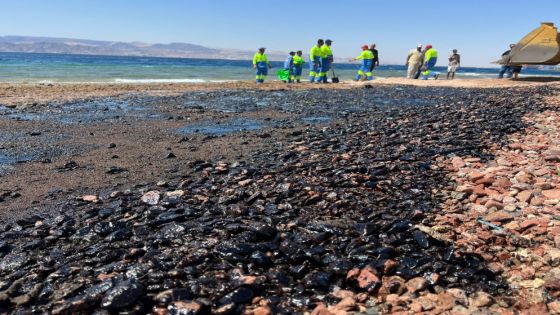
[{"left": 113, "top": 78, "right": 237, "bottom": 83}]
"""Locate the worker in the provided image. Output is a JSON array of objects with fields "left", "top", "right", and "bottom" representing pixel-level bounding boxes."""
[
  {"left": 498, "top": 44, "right": 515, "bottom": 79},
  {"left": 406, "top": 44, "right": 424, "bottom": 79},
  {"left": 292, "top": 51, "right": 304, "bottom": 83},
  {"left": 350, "top": 45, "right": 374, "bottom": 81},
  {"left": 369, "top": 43, "right": 380, "bottom": 72},
  {"left": 422, "top": 44, "right": 439, "bottom": 80},
  {"left": 447, "top": 49, "right": 461, "bottom": 80},
  {"left": 253, "top": 47, "right": 272, "bottom": 83},
  {"left": 309, "top": 39, "right": 324, "bottom": 83},
  {"left": 282, "top": 51, "right": 295, "bottom": 83},
  {"left": 317, "top": 39, "right": 333, "bottom": 83}
]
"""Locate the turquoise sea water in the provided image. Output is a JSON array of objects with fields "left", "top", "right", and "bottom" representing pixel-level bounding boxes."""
[{"left": 0, "top": 52, "right": 559, "bottom": 83}]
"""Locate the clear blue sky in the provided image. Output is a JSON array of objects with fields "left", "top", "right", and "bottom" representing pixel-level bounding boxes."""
[{"left": 0, "top": 0, "right": 558, "bottom": 67}]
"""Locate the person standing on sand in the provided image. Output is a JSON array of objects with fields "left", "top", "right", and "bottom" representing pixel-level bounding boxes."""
[
  {"left": 406, "top": 44, "right": 424, "bottom": 79},
  {"left": 447, "top": 49, "right": 461, "bottom": 80},
  {"left": 350, "top": 45, "right": 374, "bottom": 81},
  {"left": 309, "top": 39, "right": 324, "bottom": 83},
  {"left": 415, "top": 47, "right": 426, "bottom": 79},
  {"left": 370, "top": 43, "right": 380, "bottom": 72},
  {"left": 317, "top": 39, "right": 333, "bottom": 83},
  {"left": 498, "top": 44, "right": 515, "bottom": 79},
  {"left": 292, "top": 51, "right": 304, "bottom": 83},
  {"left": 282, "top": 51, "right": 295, "bottom": 83},
  {"left": 253, "top": 47, "right": 272, "bottom": 83},
  {"left": 421, "top": 44, "right": 439, "bottom": 80}
]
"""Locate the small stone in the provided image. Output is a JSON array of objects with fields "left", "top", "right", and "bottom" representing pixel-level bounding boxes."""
[
  {"left": 238, "top": 179, "right": 253, "bottom": 187},
  {"left": 101, "top": 281, "right": 143, "bottom": 309},
  {"left": 406, "top": 277, "right": 428, "bottom": 293},
  {"left": 493, "top": 178, "right": 512, "bottom": 189},
  {"left": 435, "top": 292, "right": 455, "bottom": 311},
  {"left": 545, "top": 155, "right": 560, "bottom": 162},
  {"left": 357, "top": 266, "right": 380, "bottom": 293},
  {"left": 110, "top": 191, "right": 122, "bottom": 198},
  {"left": 141, "top": 191, "right": 160, "bottom": 205},
  {"left": 543, "top": 190, "right": 560, "bottom": 200},
  {"left": 517, "top": 190, "right": 533, "bottom": 203},
  {"left": 311, "top": 303, "right": 334, "bottom": 315},
  {"left": 485, "top": 200, "right": 505, "bottom": 210},
  {"left": 332, "top": 297, "right": 357, "bottom": 312},
  {"left": 332, "top": 289, "right": 355, "bottom": 300},
  {"left": 82, "top": 195, "right": 98, "bottom": 203},
  {"left": 167, "top": 301, "right": 203, "bottom": 315},
  {"left": 531, "top": 196, "right": 545, "bottom": 206},
  {"left": 470, "top": 291, "right": 493, "bottom": 307},
  {"left": 484, "top": 211, "right": 513, "bottom": 222},
  {"left": 519, "top": 219, "right": 549, "bottom": 231},
  {"left": 468, "top": 172, "right": 485, "bottom": 181},
  {"left": 166, "top": 190, "right": 185, "bottom": 198},
  {"left": 250, "top": 306, "right": 273, "bottom": 315},
  {"left": 382, "top": 259, "right": 398, "bottom": 274}
]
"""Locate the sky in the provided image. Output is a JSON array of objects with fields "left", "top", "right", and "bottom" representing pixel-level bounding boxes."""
[{"left": 0, "top": 0, "right": 559, "bottom": 67}]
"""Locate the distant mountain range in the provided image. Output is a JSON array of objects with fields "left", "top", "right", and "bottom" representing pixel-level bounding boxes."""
[{"left": 0, "top": 36, "right": 288, "bottom": 61}]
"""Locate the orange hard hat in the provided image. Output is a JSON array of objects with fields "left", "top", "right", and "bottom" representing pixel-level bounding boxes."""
[
  {"left": 426, "top": 44, "right": 433, "bottom": 49},
  {"left": 361, "top": 45, "right": 369, "bottom": 50}
]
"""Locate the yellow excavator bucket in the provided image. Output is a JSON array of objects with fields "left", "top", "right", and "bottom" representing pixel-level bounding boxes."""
[{"left": 504, "top": 22, "right": 560, "bottom": 65}]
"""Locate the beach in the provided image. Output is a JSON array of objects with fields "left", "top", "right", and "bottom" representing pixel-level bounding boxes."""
[
  {"left": 1, "top": 78, "right": 560, "bottom": 314},
  {"left": 2, "top": 77, "right": 559, "bottom": 107}
]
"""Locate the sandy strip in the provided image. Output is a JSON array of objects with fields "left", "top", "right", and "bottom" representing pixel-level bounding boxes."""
[{"left": 1, "top": 78, "right": 560, "bottom": 108}]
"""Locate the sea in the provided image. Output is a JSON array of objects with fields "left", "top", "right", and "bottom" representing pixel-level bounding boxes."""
[{"left": 0, "top": 52, "right": 559, "bottom": 84}]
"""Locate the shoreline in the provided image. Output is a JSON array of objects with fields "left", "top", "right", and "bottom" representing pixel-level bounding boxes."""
[
  {"left": 0, "top": 83, "right": 559, "bottom": 313},
  {"left": 1, "top": 78, "right": 560, "bottom": 108}
]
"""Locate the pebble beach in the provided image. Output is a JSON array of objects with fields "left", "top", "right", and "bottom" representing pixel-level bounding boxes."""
[{"left": 0, "top": 79, "right": 560, "bottom": 314}]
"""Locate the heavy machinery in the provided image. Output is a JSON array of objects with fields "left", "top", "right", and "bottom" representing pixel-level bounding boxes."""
[{"left": 498, "top": 22, "right": 560, "bottom": 65}]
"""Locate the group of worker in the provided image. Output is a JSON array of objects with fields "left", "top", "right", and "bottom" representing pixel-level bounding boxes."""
[
  {"left": 253, "top": 39, "right": 381, "bottom": 84},
  {"left": 252, "top": 41, "right": 458, "bottom": 83}
]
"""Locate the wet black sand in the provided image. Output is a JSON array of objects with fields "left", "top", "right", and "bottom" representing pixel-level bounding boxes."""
[{"left": 0, "top": 85, "right": 558, "bottom": 313}]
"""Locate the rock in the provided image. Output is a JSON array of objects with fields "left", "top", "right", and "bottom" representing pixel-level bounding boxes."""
[
  {"left": 493, "top": 178, "right": 512, "bottom": 189},
  {"left": 435, "top": 292, "right": 455, "bottom": 311},
  {"left": 545, "top": 155, "right": 560, "bottom": 162},
  {"left": 142, "top": 191, "right": 161, "bottom": 205},
  {"left": 332, "top": 297, "right": 357, "bottom": 312},
  {"left": 543, "top": 190, "right": 560, "bottom": 200},
  {"left": 311, "top": 303, "right": 334, "bottom": 315},
  {"left": 406, "top": 277, "right": 428, "bottom": 293},
  {"left": 82, "top": 195, "right": 99, "bottom": 203},
  {"left": 155, "top": 288, "right": 191, "bottom": 306},
  {"left": 451, "top": 157, "right": 466, "bottom": 169},
  {"left": 519, "top": 219, "right": 549, "bottom": 231},
  {"left": 468, "top": 172, "right": 485, "bottom": 181},
  {"left": 219, "top": 287, "right": 253, "bottom": 305},
  {"left": 249, "top": 306, "right": 273, "bottom": 315},
  {"left": 484, "top": 211, "right": 513, "bottom": 222},
  {"left": 105, "top": 166, "right": 128, "bottom": 174},
  {"left": 166, "top": 190, "right": 185, "bottom": 198},
  {"left": 101, "top": 281, "right": 143, "bottom": 309},
  {"left": 356, "top": 266, "right": 380, "bottom": 293},
  {"left": 485, "top": 200, "right": 505, "bottom": 210},
  {"left": 332, "top": 289, "right": 356, "bottom": 300},
  {"left": 470, "top": 291, "right": 493, "bottom": 307},
  {"left": 238, "top": 179, "right": 253, "bottom": 187},
  {"left": 412, "top": 230, "right": 430, "bottom": 249},
  {"left": 167, "top": 301, "right": 207, "bottom": 315},
  {"left": 517, "top": 190, "right": 533, "bottom": 203}
]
